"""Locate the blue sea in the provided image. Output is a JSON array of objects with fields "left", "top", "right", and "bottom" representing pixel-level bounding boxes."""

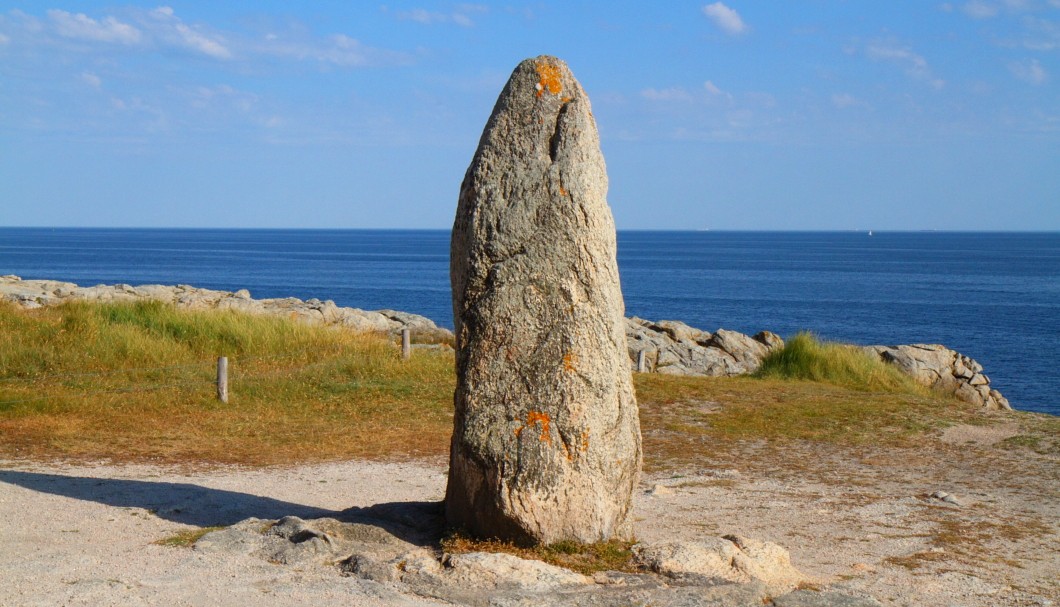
[{"left": 1, "top": 228, "right": 1057, "bottom": 416}]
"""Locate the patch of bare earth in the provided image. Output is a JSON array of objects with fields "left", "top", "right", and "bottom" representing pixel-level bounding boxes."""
[
  {"left": 638, "top": 428, "right": 1060, "bottom": 606},
  {"left": 1, "top": 416, "right": 1057, "bottom": 606}
]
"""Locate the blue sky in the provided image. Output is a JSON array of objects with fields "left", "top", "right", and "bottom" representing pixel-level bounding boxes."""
[{"left": 1, "top": 1, "right": 1057, "bottom": 230}]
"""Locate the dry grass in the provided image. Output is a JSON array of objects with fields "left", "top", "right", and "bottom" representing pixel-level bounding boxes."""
[
  {"left": 885, "top": 516, "right": 1052, "bottom": 571},
  {"left": 0, "top": 300, "right": 454, "bottom": 465},
  {"left": 633, "top": 373, "right": 977, "bottom": 473},
  {"left": 440, "top": 532, "right": 638, "bottom": 575},
  {"left": 154, "top": 526, "right": 225, "bottom": 548},
  {"left": 1, "top": 300, "right": 1044, "bottom": 471}
]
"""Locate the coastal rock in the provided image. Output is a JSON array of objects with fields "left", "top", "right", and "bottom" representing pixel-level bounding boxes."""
[
  {"left": 0, "top": 275, "right": 448, "bottom": 343},
  {"left": 862, "top": 344, "right": 1011, "bottom": 410},
  {"left": 1, "top": 274, "right": 1014, "bottom": 411},
  {"left": 447, "top": 55, "right": 641, "bottom": 544},
  {"left": 625, "top": 317, "right": 783, "bottom": 376}
]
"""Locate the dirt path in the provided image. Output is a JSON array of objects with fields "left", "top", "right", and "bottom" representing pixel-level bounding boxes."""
[{"left": 1, "top": 426, "right": 1057, "bottom": 606}]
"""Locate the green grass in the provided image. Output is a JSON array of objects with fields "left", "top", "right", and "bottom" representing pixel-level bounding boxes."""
[
  {"left": 0, "top": 300, "right": 454, "bottom": 464},
  {"left": 754, "top": 331, "right": 925, "bottom": 393},
  {"left": 0, "top": 300, "right": 1034, "bottom": 469}
]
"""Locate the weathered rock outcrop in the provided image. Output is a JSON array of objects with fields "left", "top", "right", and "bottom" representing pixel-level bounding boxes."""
[
  {"left": 623, "top": 315, "right": 1013, "bottom": 410},
  {"left": 625, "top": 316, "right": 784, "bottom": 376},
  {"left": 632, "top": 535, "right": 807, "bottom": 595},
  {"left": 863, "top": 344, "right": 1011, "bottom": 410},
  {"left": 2, "top": 275, "right": 1012, "bottom": 410},
  {"left": 193, "top": 510, "right": 880, "bottom": 607},
  {"left": 446, "top": 56, "right": 641, "bottom": 544},
  {"left": 0, "top": 275, "right": 449, "bottom": 343}
]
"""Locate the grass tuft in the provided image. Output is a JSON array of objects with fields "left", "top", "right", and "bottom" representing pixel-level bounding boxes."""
[
  {"left": 154, "top": 526, "right": 225, "bottom": 547},
  {"left": 440, "top": 532, "right": 638, "bottom": 575},
  {"left": 754, "top": 332, "right": 924, "bottom": 394}
]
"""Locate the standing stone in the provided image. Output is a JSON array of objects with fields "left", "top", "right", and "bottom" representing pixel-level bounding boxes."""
[{"left": 446, "top": 56, "right": 641, "bottom": 545}]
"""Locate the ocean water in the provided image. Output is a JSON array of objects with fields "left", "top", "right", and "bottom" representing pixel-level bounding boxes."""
[{"left": 1, "top": 228, "right": 1056, "bottom": 416}]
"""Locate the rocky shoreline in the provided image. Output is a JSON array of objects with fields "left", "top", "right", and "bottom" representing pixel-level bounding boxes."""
[{"left": 0, "top": 275, "right": 1010, "bottom": 410}]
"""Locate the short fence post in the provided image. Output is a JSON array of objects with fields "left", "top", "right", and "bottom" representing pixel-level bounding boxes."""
[
  {"left": 217, "top": 356, "right": 229, "bottom": 403},
  {"left": 401, "top": 328, "right": 411, "bottom": 360},
  {"left": 636, "top": 350, "right": 647, "bottom": 373}
]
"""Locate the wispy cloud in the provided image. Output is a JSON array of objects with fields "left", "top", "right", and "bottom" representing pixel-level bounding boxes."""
[
  {"left": 147, "top": 7, "right": 231, "bottom": 59},
  {"left": 394, "top": 4, "right": 488, "bottom": 28},
  {"left": 1009, "top": 58, "right": 1048, "bottom": 84},
  {"left": 832, "top": 93, "right": 859, "bottom": 109},
  {"left": 641, "top": 86, "right": 694, "bottom": 102},
  {"left": 253, "top": 33, "right": 414, "bottom": 67},
  {"left": 640, "top": 81, "right": 738, "bottom": 104},
  {"left": 1, "top": 6, "right": 413, "bottom": 67},
  {"left": 702, "top": 2, "right": 747, "bottom": 35},
  {"left": 866, "top": 40, "right": 945, "bottom": 89},
  {"left": 961, "top": 0, "right": 1000, "bottom": 18},
  {"left": 47, "top": 9, "right": 142, "bottom": 44},
  {"left": 1019, "top": 16, "right": 1060, "bottom": 50},
  {"left": 80, "top": 71, "right": 102, "bottom": 88}
]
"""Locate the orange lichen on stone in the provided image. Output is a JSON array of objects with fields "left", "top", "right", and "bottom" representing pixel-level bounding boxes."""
[
  {"left": 580, "top": 428, "right": 590, "bottom": 452},
  {"left": 535, "top": 61, "right": 563, "bottom": 97},
  {"left": 515, "top": 411, "right": 553, "bottom": 445},
  {"left": 559, "top": 185, "right": 568, "bottom": 197},
  {"left": 563, "top": 351, "right": 577, "bottom": 372}
]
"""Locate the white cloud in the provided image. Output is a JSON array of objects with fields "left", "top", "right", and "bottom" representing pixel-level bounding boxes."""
[
  {"left": 47, "top": 9, "right": 141, "bottom": 44},
  {"left": 641, "top": 87, "right": 693, "bottom": 101},
  {"left": 702, "top": 2, "right": 747, "bottom": 35},
  {"left": 962, "top": 0, "right": 999, "bottom": 18},
  {"left": 832, "top": 93, "right": 858, "bottom": 109},
  {"left": 704, "top": 81, "right": 736, "bottom": 103},
  {"left": 253, "top": 31, "right": 414, "bottom": 68},
  {"left": 147, "top": 7, "right": 231, "bottom": 59},
  {"left": 183, "top": 84, "right": 257, "bottom": 111},
  {"left": 396, "top": 5, "right": 485, "bottom": 27},
  {"left": 1020, "top": 16, "right": 1060, "bottom": 50},
  {"left": 1010, "top": 58, "right": 1048, "bottom": 84},
  {"left": 866, "top": 40, "right": 946, "bottom": 89},
  {"left": 173, "top": 23, "right": 231, "bottom": 59},
  {"left": 327, "top": 34, "right": 371, "bottom": 65},
  {"left": 6, "top": 7, "right": 412, "bottom": 71},
  {"left": 80, "top": 71, "right": 102, "bottom": 88},
  {"left": 400, "top": 9, "right": 441, "bottom": 24}
]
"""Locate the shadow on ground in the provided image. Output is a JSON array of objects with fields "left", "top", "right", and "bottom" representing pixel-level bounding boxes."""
[{"left": 0, "top": 470, "right": 444, "bottom": 544}]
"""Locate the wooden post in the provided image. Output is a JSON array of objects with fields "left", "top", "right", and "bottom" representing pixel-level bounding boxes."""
[
  {"left": 636, "top": 350, "right": 647, "bottom": 373},
  {"left": 401, "top": 328, "right": 411, "bottom": 360},
  {"left": 216, "top": 356, "right": 229, "bottom": 403}
]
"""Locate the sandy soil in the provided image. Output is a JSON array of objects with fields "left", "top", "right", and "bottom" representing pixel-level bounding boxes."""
[{"left": 1, "top": 426, "right": 1057, "bottom": 607}]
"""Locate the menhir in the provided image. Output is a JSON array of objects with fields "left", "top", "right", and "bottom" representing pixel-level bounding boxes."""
[{"left": 446, "top": 55, "right": 642, "bottom": 545}]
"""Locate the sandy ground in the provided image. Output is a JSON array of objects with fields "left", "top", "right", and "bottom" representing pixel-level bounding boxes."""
[{"left": 1, "top": 426, "right": 1057, "bottom": 607}]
